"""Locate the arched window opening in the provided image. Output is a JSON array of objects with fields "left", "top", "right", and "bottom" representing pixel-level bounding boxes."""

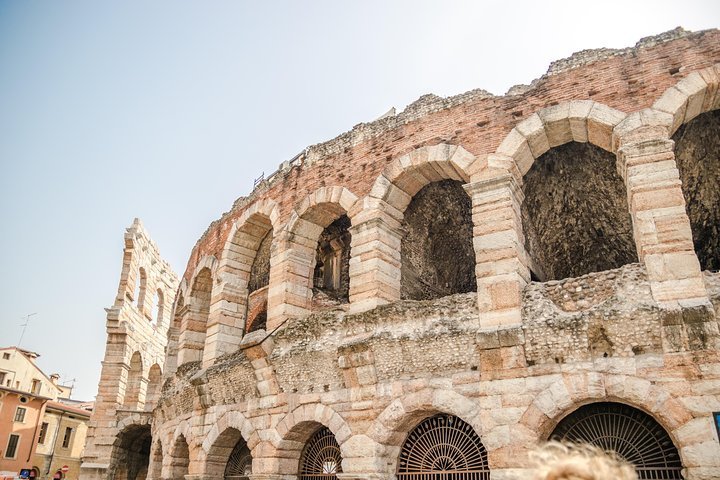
[
  {"left": 247, "top": 308, "right": 267, "bottom": 334},
  {"left": 248, "top": 230, "right": 273, "bottom": 292},
  {"left": 169, "top": 435, "right": 190, "bottom": 480},
  {"left": 205, "top": 428, "right": 252, "bottom": 480},
  {"left": 151, "top": 289, "right": 164, "bottom": 327},
  {"left": 144, "top": 364, "right": 162, "bottom": 412},
  {"left": 522, "top": 142, "right": 637, "bottom": 281},
  {"left": 401, "top": 180, "right": 476, "bottom": 300},
  {"left": 551, "top": 402, "right": 682, "bottom": 479},
  {"left": 313, "top": 215, "right": 351, "bottom": 304},
  {"left": 299, "top": 427, "right": 343, "bottom": 480},
  {"left": 123, "top": 352, "right": 143, "bottom": 409},
  {"left": 136, "top": 268, "right": 147, "bottom": 311},
  {"left": 398, "top": 414, "right": 489, "bottom": 480},
  {"left": 110, "top": 424, "right": 152, "bottom": 480},
  {"left": 180, "top": 268, "right": 212, "bottom": 364},
  {"left": 673, "top": 109, "right": 720, "bottom": 271},
  {"left": 224, "top": 440, "right": 252, "bottom": 480}
]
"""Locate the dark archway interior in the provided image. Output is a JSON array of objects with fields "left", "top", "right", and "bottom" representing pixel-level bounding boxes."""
[
  {"left": 248, "top": 309, "right": 267, "bottom": 333},
  {"left": 110, "top": 424, "right": 152, "bottom": 480},
  {"left": 249, "top": 230, "right": 273, "bottom": 292},
  {"left": 522, "top": 142, "right": 638, "bottom": 281},
  {"left": 401, "top": 180, "right": 476, "bottom": 300},
  {"left": 673, "top": 109, "right": 720, "bottom": 271},
  {"left": 551, "top": 402, "right": 682, "bottom": 479},
  {"left": 313, "top": 215, "right": 351, "bottom": 303}
]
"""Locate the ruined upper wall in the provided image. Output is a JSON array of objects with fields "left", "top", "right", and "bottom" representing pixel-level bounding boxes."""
[{"left": 182, "top": 28, "right": 720, "bottom": 282}]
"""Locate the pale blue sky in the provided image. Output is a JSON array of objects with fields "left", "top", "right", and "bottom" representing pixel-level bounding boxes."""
[{"left": 0, "top": 1, "right": 718, "bottom": 401}]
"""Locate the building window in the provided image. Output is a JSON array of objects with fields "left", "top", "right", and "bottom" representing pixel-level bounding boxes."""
[
  {"left": 38, "top": 422, "right": 49, "bottom": 445},
  {"left": 61, "top": 427, "right": 73, "bottom": 448},
  {"left": 2, "top": 353, "right": 9, "bottom": 360},
  {"left": 5, "top": 434, "right": 19, "bottom": 459},
  {"left": 31, "top": 379, "right": 41, "bottom": 395},
  {"left": 14, "top": 407, "right": 26, "bottom": 423},
  {"left": 0, "top": 372, "right": 5, "bottom": 384}
]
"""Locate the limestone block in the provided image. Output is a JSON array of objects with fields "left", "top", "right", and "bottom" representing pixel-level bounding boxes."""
[
  {"left": 496, "top": 130, "right": 533, "bottom": 176},
  {"left": 698, "top": 66, "right": 720, "bottom": 112},
  {"left": 516, "top": 113, "right": 550, "bottom": 159},
  {"left": 539, "top": 103, "right": 572, "bottom": 148},
  {"left": 653, "top": 86, "right": 688, "bottom": 134},
  {"left": 567, "top": 99, "right": 594, "bottom": 142},
  {"left": 587, "top": 103, "right": 625, "bottom": 152},
  {"left": 682, "top": 441, "right": 720, "bottom": 468},
  {"left": 675, "top": 71, "right": 709, "bottom": 123}
]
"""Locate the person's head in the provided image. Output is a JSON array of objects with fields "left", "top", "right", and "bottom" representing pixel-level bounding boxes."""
[{"left": 529, "top": 441, "right": 637, "bottom": 480}]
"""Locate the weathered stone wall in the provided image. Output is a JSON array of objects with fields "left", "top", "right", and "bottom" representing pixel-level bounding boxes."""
[{"left": 83, "top": 29, "right": 720, "bottom": 480}]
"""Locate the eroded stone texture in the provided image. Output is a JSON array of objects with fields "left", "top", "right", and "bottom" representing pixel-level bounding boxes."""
[
  {"left": 673, "top": 110, "right": 720, "bottom": 271},
  {"left": 248, "top": 231, "right": 272, "bottom": 292},
  {"left": 522, "top": 142, "right": 638, "bottom": 280},
  {"left": 401, "top": 180, "right": 476, "bottom": 300},
  {"left": 108, "top": 425, "right": 151, "bottom": 480}
]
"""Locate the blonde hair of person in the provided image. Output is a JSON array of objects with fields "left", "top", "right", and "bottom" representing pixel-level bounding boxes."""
[{"left": 529, "top": 441, "right": 637, "bottom": 480}]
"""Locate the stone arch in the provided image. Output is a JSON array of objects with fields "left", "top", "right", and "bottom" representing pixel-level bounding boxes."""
[
  {"left": 199, "top": 410, "right": 260, "bottom": 478},
  {"left": 366, "top": 388, "right": 484, "bottom": 474},
  {"left": 168, "top": 433, "right": 191, "bottom": 480},
  {"left": 123, "top": 351, "right": 144, "bottom": 409},
  {"left": 256, "top": 403, "right": 352, "bottom": 476},
  {"left": 178, "top": 257, "right": 216, "bottom": 365},
  {"left": 495, "top": 101, "right": 626, "bottom": 177},
  {"left": 349, "top": 144, "right": 478, "bottom": 310},
  {"left": 144, "top": 364, "right": 162, "bottom": 411},
  {"left": 268, "top": 187, "right": 358, "bottom": 327},
  {"left": 109, "top": 422, "right": 152, "bottom": 480},
  {"left": 652, "top": 64, "right": 720, "bottom": 137},
  {"left": 493, "top": 102, "right": 637, "bottom": 281},
  {"left": 655, "top": 65, "right": 720, "bottom": 272},
  {"left": 203, "top": 200, "right": 280, "bottom": 365}
]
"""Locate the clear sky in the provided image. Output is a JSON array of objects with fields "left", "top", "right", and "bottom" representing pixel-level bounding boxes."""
[{"left": 0, "top": 1, "right": 718, "bottom": 401}]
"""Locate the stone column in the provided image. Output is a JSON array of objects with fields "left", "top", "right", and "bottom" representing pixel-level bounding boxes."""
[
  {"left": 266, "top": 228, "right": 317, "bottom": 330},
  {"left": 178, "top": 304, "right": 206, "bottom": 365},
  {"left": 464, "top": 171, "right": 530, "bottom": 328},
  {"left": 348, "top": 200, "right": 403, "bottom": 314},
  {"left": 202, "top": 280, "right": 247, "bottom": 367},
  {"left": 616, "top": 137, "right": 708, "bottom": 307}
]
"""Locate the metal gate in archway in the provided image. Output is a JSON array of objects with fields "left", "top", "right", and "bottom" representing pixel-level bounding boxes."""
[
  {"left": 398, "top": 414, "right": 490, "bottom": 480},
  {"left": 551, "top": 402, "right": 683, "bottom": 479},
  {"left": 224, "top": 441, "right": 252, "bottom": 480},
  {"left": 299, "top": 427, "right": 343, "bottom": 480}
]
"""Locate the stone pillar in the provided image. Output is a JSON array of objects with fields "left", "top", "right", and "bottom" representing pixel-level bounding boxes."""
[
  {"left": 178, "top": 304, "right": 206, "bottom": 365},
  {"left": 202, "top": 280, "right": 247, "bottom": 367},
  {"left": 241, "top": 330, "right": 278, "bottom": 397},
  {"left": 348, "top": 200, "right": 403, "bottom": 314},
  {"left": 617, "top": 137, "right": 708, "bottom": 307},
  {"left": 266, "top": 227, "right": 318, "bottom": 330},
  {"left": 464, "top": 171, "right": 530, "bottom": 328}
]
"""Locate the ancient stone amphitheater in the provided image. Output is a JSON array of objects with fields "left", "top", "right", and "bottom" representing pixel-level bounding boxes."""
[{"left": 81, "top": 28, "right": 720, "bottom": 480}]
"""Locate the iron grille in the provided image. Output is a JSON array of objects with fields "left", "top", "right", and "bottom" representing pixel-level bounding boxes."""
[
  {"left": 224, "top": 440, "right": 252, "bottom": 480},
  {"left": 398, "top": 414, "right": 490, "bottom": 480},
  {"left": 551, "top": 402, "right": 683, "bottom": 479},
  {"left": 299, "top": 427, "right": 343, "bottom": 480}
]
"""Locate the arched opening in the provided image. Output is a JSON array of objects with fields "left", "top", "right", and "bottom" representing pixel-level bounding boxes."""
[
  {"left": 398, "top": 414, "right": 489, "bottom": 480},
  {"left": 169, "top": 434, "right": 190, "bottom": 480},
  {"left": 144, "top": 364, "right": 162, "bottom": 411},
  {"left": 248, "top": 229, "right": 273, "bottom": 292},
  {"left": 151, "top": 289, "right": 164, "bottom": 327},
  {"left": 299, "top": 427, "right": 343, "bottom": 480},
  {"left": 246, "top": 305, "right": 267, "bottom": 333},
  {"left": 672, "top": 109, "right": 720, "bottom": 271},
  {"left": 401, "top": 180, "right": 475, "bottom": 300},
  {"left": 180, "top": 267, "right": 212, "bottom": 364},
  {"left": 123, "top": 351, "right": 143, "bottom": 409},
  {"left": 206, "top": 427, "right": 252, "bottom": 480},
  {"left": 313, "top": 215, "right": 351, "bottom": 304},
  {"left": 522, "top": 142, "right": 637, "bottom": 281},
  {"left": 136, "top": 268, "right": 147, "bottom": 311},
  {"left": 550, "top": 402, "right": 682, "bottom": 479},
  {"left": 110, "top": 424, "right": 152, "bottom": 480},
  {"left": 149, "top": 441, "right": 162, "bottom": 480}
]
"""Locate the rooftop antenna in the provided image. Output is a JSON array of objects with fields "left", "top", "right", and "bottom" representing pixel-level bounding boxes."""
[{"left": 18, "top": 313, "right": 37, "bottom": 347}]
